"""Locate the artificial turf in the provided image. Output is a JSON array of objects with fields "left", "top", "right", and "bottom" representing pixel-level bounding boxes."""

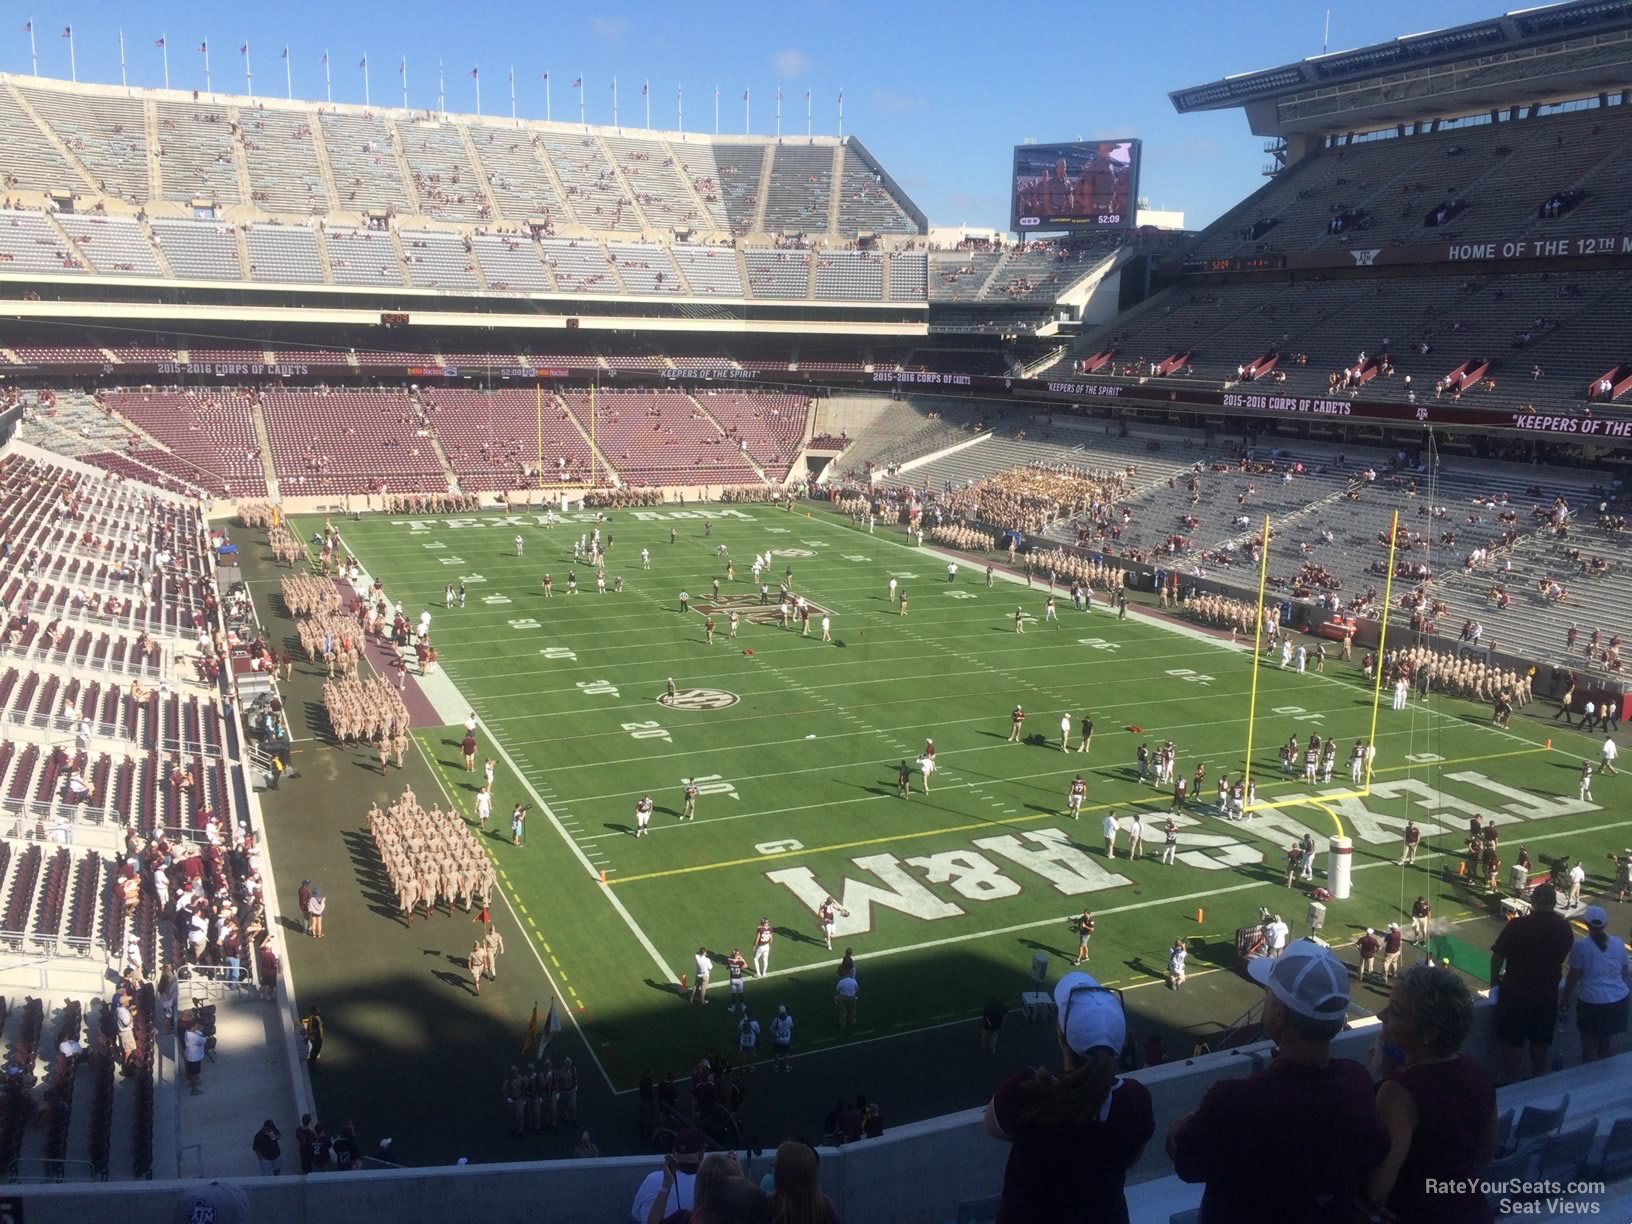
[{"left": 295, "top": 501, "right": 1628, "bottom": 1103}]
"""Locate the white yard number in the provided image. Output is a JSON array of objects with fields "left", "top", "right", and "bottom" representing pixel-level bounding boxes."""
[
  {"left": 482, "top": 594, "right": 512, "bottom": 606},
  {"left": 755, "top": 839, "right": 803, "bottom": 855},
  {"left": 421, "top": 541, "right": 446, "bottom": 550},
  {"left": 437, "top": 555, "right": 465, "bottom": 566},
  {"left": 577, "top": 680, "right": 619, "bottom": 697},
  {"left": 1078, "top": 638, "right": 1121, "bottom": 651},
  {"left": 1166, "top": 668, "right": 1215, "bottom": 686},
  {"left": 1271, "top": 704, "right": 1325, "bottom": 723},
  {"left": 947, "top": 590, "right": 977, "bottom": 599},
  {"left": 1405, "top": 752, "right": 1444, "bottom": 764},
  {"left": 841, "top": 555, "right": 871, "bottom": 563},
  {"left": 539, "top": 646, "right": 577, "bottom": 661},
  {"left": 461, "top": 573, "right": 488, "bottom": 584},
  {"left": 622, "top": 720, "right": 672, "bottom": 742},
  {"left": 688, "top": 774, "right": 739, "bottom": 801},
  {"left": 508, "top": 618, "right": 541, "bottom": 631}
]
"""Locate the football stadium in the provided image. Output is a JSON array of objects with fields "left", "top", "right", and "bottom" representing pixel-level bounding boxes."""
[{"left": 1, "top": 2, "right": 1631, "bottom": 1220}]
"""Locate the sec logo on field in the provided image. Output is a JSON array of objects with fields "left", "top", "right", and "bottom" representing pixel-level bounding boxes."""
[{"left": 659, "top": 687, "right": 740, "bottom": 711}]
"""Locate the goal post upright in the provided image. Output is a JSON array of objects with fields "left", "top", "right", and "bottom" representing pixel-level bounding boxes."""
[
  {"left": 1362, "top": 507, "right": 1403, "bottom": 791},
  {"left": 1240, "top": 514, "right": 1274, "bottom": 800}
]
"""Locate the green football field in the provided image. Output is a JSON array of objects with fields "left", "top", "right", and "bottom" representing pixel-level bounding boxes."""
[{"left": 301, "top": 503, "right": 1631, "bottom": 1095}]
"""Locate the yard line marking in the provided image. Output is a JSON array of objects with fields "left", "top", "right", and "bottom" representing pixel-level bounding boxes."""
[
  {"left": 475, "top": 711, "right": 678, "bottom": 984},
  {"left": 574, "top": 742, "right": 1547, "bottom": 844}
]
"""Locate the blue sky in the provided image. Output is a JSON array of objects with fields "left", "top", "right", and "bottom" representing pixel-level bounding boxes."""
[{"left": 11, "top": 0, "right": 1514, "bottom": 231}]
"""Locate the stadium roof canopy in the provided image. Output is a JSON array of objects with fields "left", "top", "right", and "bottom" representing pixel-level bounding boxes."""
[{"left": 1170, "top": 0, "right": 1632, "bottom": 136}]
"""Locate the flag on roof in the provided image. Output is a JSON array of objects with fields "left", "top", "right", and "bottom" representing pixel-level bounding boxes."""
[
  {"left": 319, "top": 53, "right": 327, "bottom": 65},
  {"left": 570, "top": 77, "right": 581, "bottom": 88},
  {"left": 358, "top": 55, "right": 367, "bottom": 69},
  {"left": 197, "top": 41, "right": 207, "bottom": 54},
  {"left": 21, "top": 22, "right": 30, "bottom": 34},
  {"left": 154, "top": 37, "right": 165, "bottom": 48},
  {"left": 281, "top": 47, "right": 288, "bottom": 60},
  {"left": 469, "top": 67, "right": 478, "bottom": 78},
  {"left": 62, "top": 26, "right": 72, "bottom": 38},
  {"left": 240, "top": 44, "right": 248, "bottom": 55}
]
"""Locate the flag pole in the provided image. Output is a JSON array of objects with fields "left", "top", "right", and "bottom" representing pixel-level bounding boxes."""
[
  {"left": 474, "top": 66, "right": 481, "bottom": 116},
  {"left": 118, "top": 30, "right": 127, "bottom": 90},
  {"left": 323, "top": 51, "right": 331, "bottom": 105},
  {"left": 838, "top": 87, "right": 844, "bottom": 139},
  {"left": 775, "top": 89, "right": 781, "bottom": 140},
  {"left": 283, "top": 48, "right": 291, "bottom": 100},
  {"left": 160, "top": 37, "right": 169, "bottom": 91},
  {"left": 401, "top": 58, "right": 408, "bottom": 111},
  {"left": 66, "top": 26, "right": 76, "bottom": 82},
  {"left": 243, "top": 41, "right": 253, "bottom": 100},
  {"left": 362, "top": 53, "right": 370, "bottom": 108},
  {"left": 677, "top": 84, "right": 683, "bottom": 134},
  {"left": 612, "top": 77, "right": 618, "bottom": 129},
  {"left": 438, "top": 61, "right": 445, "bottom": 115},
  {"left": 28, "top": 21, "right": 37, "bottom": 77},
  {"left": 806, "top": 88, "right": 812, "bottom": 139},
  {"left": 744, "top": 87, "right": 750, "bottom": 135},
  {"left": 509, "top": 67, "right": 516, "bottom": 123},
  {"left": 202, "top": 41, "right": 211, "bottom": 95},
  {"left": 643, "top": 80, "right": 650, "bottom": 130},
  {"left": 544, "top": 72, "right": 551, "bottom": 122},
  {"left": 713, "top": 85, "right": 719, "bottom": 135},
  {"left": 578, "top": 74, "right": 585, "bottom": 126}
]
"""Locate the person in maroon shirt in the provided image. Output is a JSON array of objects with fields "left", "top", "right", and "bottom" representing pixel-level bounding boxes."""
[
  {"left": 984, "top": 971, "right": 1154, "bottom": 1224},
  {"left": 1368, "top": 964, "right": 1497, "bottom": 1224},
  {"left": 1168, "top": 940, "right": 1387, "bottom": 1223},
  {"left": 1489, "top": 882, "right": 1575, "bottom": 1082}
]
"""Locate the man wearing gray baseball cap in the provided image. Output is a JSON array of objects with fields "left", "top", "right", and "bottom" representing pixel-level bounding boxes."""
[{"left": 1167, "top": 939, "right": 1387, "bottom": 1222}]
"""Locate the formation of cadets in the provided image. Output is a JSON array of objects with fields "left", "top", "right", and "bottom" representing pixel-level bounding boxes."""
[
  {"left": 321, "top": 676, "right": 410, "bottom": 748},
  {"left": 369, "top": 787, "right": 496, "bottom": 930},
  {"left": 1370, "top": 643, "right": 1535, "bottom": 710}
]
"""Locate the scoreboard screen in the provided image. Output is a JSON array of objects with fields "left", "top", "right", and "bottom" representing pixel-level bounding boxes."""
[{"left": 1011, "top": 140, "right": 1140, "bottom": 233}]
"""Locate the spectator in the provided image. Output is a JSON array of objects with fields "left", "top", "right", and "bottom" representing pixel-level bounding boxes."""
[
  {"left": 984, "top": 971, "right": 1154, "bottom": 1224},
  {"left": 182, "top": 1019, "right": 206, "bottom": 1095},
  {"left": 767, "top": 1140, "right": 841, "bottom": 1224},
  {"left": 1558, "top": 906, "right": 1631, "bottom": 1064},
  {"left": 1167, "top": 940, "right": 1387, "bottom": 1222},
  {"left": 1367, "top": 965, "right": 1497, "bottom": 1224},
  {"left": 252, "top": 1118, "right": 283, "bottom": 1175},
  {"left": 1488, "top": 882, "right": 1574, "bottom": 1083},
  {"left": 332, "top": 1121, "right": 360, "bottom": 1171},
  {"left": 630, "top": 1126, "right": 705, "bottom": 1222},
  {"left": 646, "top": 1150, "right": 763, "bottom": 1224}
]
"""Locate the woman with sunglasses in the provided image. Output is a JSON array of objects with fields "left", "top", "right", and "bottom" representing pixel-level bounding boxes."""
[{"left": 983, "top": 972, "right": 1154, "bottom": 1224}]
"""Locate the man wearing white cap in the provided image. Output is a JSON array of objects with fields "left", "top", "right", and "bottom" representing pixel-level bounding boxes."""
[
  {"left": 983, "top": 971, "right": 1154, "bottom": 1223},
  {"left": 1168, "top": 940, "right": 1387, "bottom": 1222}
]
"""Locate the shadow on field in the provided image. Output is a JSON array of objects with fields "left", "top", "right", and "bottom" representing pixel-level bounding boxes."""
[
  {"left": 603, "top": 822, "right": 633, "bottom": 836},
  {"left": 774, "top": 926, "right": 822, "bottom": 946},
  {"left": 1018, "top": 936, "right": 1075, "bottom": 962}
]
